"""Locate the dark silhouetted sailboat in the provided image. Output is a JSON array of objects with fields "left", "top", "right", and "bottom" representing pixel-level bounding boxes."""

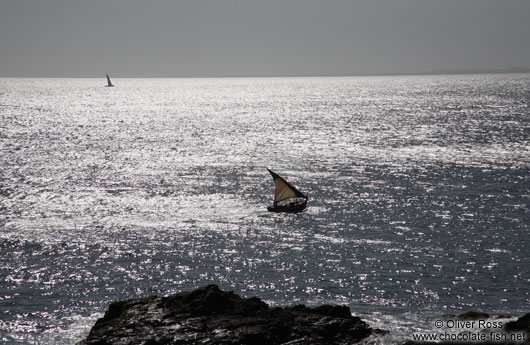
[
  {"left": 105, "top": 74, "right": 114, "bottom": 87},
  {"left": 266, "top": 168, "right": 308, "bottom": 213}
]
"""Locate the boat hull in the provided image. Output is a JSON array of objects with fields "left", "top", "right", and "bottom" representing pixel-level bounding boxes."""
[{"left": 267, "top": 200, "right": 307, "bottom": 213}]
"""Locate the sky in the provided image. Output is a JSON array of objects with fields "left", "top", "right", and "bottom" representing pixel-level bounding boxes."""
[{"left": 1, "top": 0, "right": 529, "bottom": 77}]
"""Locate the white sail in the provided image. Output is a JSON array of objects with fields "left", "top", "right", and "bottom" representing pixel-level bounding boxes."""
[
  {"left": 267, "top": 169, "right": 307, "bottom": 203},
  {"left": 273, "top": 177, "right": 298, "bottom": 202}
]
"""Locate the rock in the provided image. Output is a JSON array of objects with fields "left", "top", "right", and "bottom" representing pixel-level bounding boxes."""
[
  {"left": 78, "top": 284, "right": 375, "bottom": 345},
  {"left": 505, "top": 313, "right": 530, "bottom": 332},
  {"left": 457, "top": 311, "right": 490, "bottom": 320}
]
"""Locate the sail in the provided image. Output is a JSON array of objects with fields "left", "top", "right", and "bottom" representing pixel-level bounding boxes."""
[
  {"left": 106, "top": 74, "right": 113, "bottom": 87},
  {"left": 267, "top": 168, "right": 307, "bottom": 202}
]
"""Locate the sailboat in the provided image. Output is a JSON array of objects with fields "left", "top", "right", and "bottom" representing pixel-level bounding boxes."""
[
  {"left": 266, "top": 168, "right": 308, "bottom": 213},
  {"left": 105, "top": 74, "right": 114, "bottom": 87}
]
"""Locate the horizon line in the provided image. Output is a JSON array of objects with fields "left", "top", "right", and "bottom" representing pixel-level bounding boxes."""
[{"left": 1, "top": 68, "right": 529, "bottom": 79}]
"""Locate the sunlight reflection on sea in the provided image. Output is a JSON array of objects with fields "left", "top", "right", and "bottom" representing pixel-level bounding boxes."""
[{"left": 0, "top": 75, "right": 529, "bottom": 343}]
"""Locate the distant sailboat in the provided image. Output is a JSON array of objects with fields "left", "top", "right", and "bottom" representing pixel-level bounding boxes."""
[
  {"left": 105, "top": 74, "right": 114, "bottom": 87},
  {"left": 266, "top": 168, "right": 308, "bottom": 213}
]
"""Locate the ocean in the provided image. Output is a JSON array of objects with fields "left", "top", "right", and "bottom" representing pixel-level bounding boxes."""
[{"left": 0, "top": 75, "right": 528, "bottom": 344}]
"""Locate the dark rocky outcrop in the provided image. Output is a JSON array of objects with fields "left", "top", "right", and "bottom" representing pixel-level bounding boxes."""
[
  {"left": 505, "top": 313, "right": 530, "bottom": 333},
  {"left": 78, "top": 284, "right": 376, "bottom": 345},
  {"left": 456, "top": 311, "right": 491, "bottom": 320}
]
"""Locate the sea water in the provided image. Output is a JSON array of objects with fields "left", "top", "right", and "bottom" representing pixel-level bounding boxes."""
[{"left": 0, "top": 75, "right": 528, "bottom": 344}]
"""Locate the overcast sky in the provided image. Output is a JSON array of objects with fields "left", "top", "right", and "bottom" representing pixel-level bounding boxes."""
[{"left": 1, "top": 0, "right": 529, "bottom": 77}]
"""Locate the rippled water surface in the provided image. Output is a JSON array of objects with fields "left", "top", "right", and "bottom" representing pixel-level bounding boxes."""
[{"left": 1, "top": 75, "right": 529, "bottom": 344}]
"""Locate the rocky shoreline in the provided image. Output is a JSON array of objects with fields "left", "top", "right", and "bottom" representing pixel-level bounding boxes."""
[
  {"left": 77, "top": 285, "right": 529, "bottom": 345},
  {"left": 77, "top": 284, "right": 380, "bottom": 345}
]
